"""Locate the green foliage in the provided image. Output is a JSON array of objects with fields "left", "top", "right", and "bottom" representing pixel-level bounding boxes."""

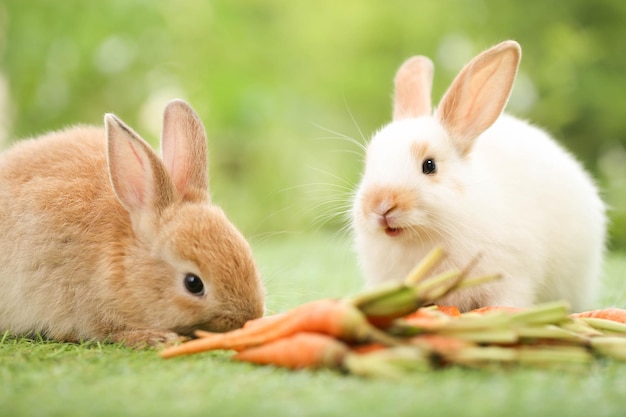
[{"left": 1, "top": 0, "right": 625, "bottom": 247}]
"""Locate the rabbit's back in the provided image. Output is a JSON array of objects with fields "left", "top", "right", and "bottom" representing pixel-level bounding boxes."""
[
  {"left": 0, "top": 127, "right": 129, "bottom": 338},
  {"left": 471, "top": 115, "right": 606, "bottom": 309},
  {"left": 0, "top": 126, "right": 123, "bottom": 238},
  {"left": 1, "top": 126, "right": 106, "bottom": 180}
]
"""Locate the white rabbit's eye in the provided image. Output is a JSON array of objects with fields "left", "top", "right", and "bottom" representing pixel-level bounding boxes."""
[
  {"left": 422, "top": 158, "right": 437, "bottom": 175},
  {"left": 184, "top": 273, "right": 205, "bottom": 296}
]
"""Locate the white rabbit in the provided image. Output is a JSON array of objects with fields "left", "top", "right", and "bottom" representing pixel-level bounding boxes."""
[
  {"left": 352, "top": 40, "right": 606, "bottom": 312},
  {"left": 0, "top": 99, "right": 265, "bottom": 346}
]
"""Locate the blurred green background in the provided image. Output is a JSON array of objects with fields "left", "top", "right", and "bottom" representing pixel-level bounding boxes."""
[{"left": 1, "top": 0, "right": 625, "bottom": 250}]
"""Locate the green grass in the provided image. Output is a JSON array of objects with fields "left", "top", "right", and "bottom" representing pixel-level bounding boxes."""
[{"left": 2, "top": 233, "right": 626, "bottom": 417}]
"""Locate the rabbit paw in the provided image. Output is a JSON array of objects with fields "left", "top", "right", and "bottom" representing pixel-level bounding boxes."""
[{"left": 108, "top": 329, "right": 187, "bottom": 349}]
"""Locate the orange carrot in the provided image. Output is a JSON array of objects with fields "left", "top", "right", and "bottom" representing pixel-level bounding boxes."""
[
  {"left": 233, "top": 332, "right": 349, "bottom": 369},
  {"left": 400, "top": 307, "right": 450, "bottom": 330},
  {"left": 570, "top": 308, "right": 626, "bottom": 323},
  {"left": 194, "top": 314, "right": 286, "bottom": 339},
  {"left": 193, "top": 330, "right": 213, "bottom": 338},
  {"left": 469, "top": 306, "right": 526, "bottom": 314},
  {"left": 410, "top": 334, "right": 473, "bottom": 355},
  {"left": 436, "top": 305, "right": 462, "bottom": 316},
  {"left": 401, "top": 305, "right": 460, "bottom": 321},
  {"left": 402, "top": 307, "right": 438, "bottom": 321},
  {"left": 160, "top": 299, "right": 391, "bottom": 358},
  {"left": 242, "top": 313, "right": 286, "bottom": 330},
  {"left": 402, "top": 306, "right": 450, "bottom": 321},
  {"left": 194, "top": 314, "right": 288, "bottom": 352}
]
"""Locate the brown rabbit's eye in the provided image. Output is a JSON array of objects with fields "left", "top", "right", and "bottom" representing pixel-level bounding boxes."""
[
  {"left": 184, "top": 273, "right": 205, "bottom": 296},
  {"left": 422, "top": 158, "right": 437, "bottom": 175}
]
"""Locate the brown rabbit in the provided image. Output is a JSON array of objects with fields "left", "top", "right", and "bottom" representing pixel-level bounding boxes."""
[{"left": 0, "top": 99, "right": 265, "bottom": 346}]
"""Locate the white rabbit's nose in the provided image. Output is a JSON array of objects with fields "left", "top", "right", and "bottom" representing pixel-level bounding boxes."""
[
  {"left": 373, "top": 202, "right": 396, "bottom": 225},
  {"left": 376, "top": 206, "right": 404, "bottom": 237},
  {"left": 377, "top": 205, "right": 396, "bottom": 227},
  {"left": 359, "top": 184, "right": 416, "bottom": 235}
]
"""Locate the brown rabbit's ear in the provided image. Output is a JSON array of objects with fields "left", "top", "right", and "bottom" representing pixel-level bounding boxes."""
[
  {"left": 393, "top": 56, "right": 434, "bottom": 120},
  {"left": 105, "top": 114, "right": 175, "bottom": 218},
  {"left": 435, "top": 40, "right": 521, "bottom": 155},
  {"left": 160, "top": 99, "right": 209, "bottom": 198}
]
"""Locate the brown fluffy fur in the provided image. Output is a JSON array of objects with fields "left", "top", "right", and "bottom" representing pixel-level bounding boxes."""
[{"left": 0, "top": 100, "right": 264, "bottom": 347}]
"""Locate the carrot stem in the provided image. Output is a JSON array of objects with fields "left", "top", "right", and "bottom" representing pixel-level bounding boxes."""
[{"left": 403, "top": 246, "right": 446, "bottom": 285}]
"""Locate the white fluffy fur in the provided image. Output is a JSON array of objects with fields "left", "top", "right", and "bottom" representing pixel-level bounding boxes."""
[{"left": 352, "top": 41, "right": 606, "bottom": 312}]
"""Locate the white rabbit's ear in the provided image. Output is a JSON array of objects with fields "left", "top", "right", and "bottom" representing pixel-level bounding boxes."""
[
  {"left": 105, "top": 114, "right": 175, "bottom": 218},
  {"left": 436, "top": 40, "right": 521, "bottom": 155},
  {"left": 393, "top": 56, "right": 434, "bottom": 120},
  {"left": 160, "top": 99, "right": 209, "bottom": 198}
]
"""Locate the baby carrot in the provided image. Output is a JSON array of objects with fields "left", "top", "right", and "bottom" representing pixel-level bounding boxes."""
[
  {"left": 193, "top": 314, "right": 287, "bottom": 346},
  {"left": 233, "top": 332, "right": 349, "bottom": 369},
  {"left": 570, "top": 308, "right": 626, "bottom": 324},
  {"left": 437, "top": 305, "right": 462, "bottom": 317},
  {"left": 401, "top": 307, "right": 450, "bottom": 330},
  {"left": 160, "top": 299, "right": 396, "bottom": 358},
  {"left": 242, "top": 313, "right": 286, "bottom": 330},
  {"left": 366, "top": 304, "right": 459, "bottom": 329},
  {"left": 399, "top": 305, "right": 461, "bottom": 319},
  {"left": 410, "top": 334, "right": 474, "bottom": 358},
  {"left": 193, "top": 314, "right": 292, "bottom": 352}
]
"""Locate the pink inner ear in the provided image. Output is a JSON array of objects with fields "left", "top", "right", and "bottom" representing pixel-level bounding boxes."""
[
  {"left": 162, "top": 135, "right": 187, "bottom": 196},
  {"left": 107, "top": 116, "right": 153, "bottom": 213},
  {"left": 436, "top": 42, "right": 520, "bottom": 151},
  {"left": 119, "top": 140, "right": 151, "bottom": 210},
  {"left": 160, "top": 101, "right": 208, "bottom": 197},
  {"left": 393, "top": 56, "right": 434, "bottom": 120}
]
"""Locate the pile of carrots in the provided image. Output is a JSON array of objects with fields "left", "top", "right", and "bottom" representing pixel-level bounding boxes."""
[{"left": 160, "top": 248, "right": 626, "bottom": 377}]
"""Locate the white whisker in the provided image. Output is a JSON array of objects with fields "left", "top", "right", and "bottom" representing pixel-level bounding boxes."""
[
  {"left": 310, "top": 122, "right": 367, "bottom": 154},
  {"left": 342, "top": 96, "right": 368, "bottom": 145}
]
